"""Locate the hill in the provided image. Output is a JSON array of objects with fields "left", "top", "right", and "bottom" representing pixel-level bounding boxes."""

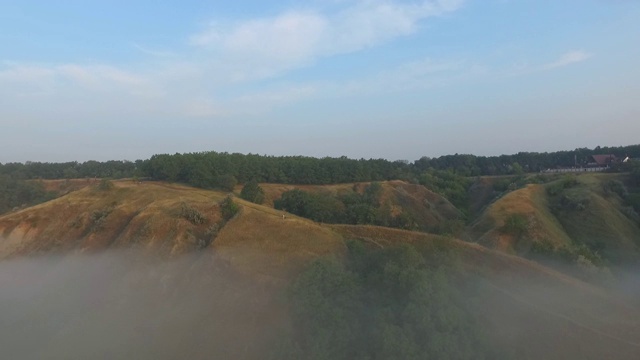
[
  {"left": 470, "top": 173, "right": 640, "bottom": 273},
  {"left": 247, "top": 180, "right": 463, "bottom": 234},
  {"left": 2, "top": 179, "right": 640, "bottom": 358}
]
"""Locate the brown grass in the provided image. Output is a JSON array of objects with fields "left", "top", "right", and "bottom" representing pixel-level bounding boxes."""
[
  {"left": 5, "top": 178, "right": 640, "bottom": 358},
  {"left": 0, "top": 180, "right": 225, "bottom": 258},
  {"left": 215, "top": 203, "right": 345, "bottom": 281},
  {"left": 471, "top": 184, "right": 572, "bottom": 252}
]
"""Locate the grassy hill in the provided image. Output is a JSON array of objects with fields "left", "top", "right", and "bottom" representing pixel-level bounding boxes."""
[
  {"left": 246, "top": 180, "right": 463, "bottom": 233},
  {"left": 2, "top": 178, "right": 640, "bottom": 358},
  {"left": 469, "top": 173, "right": 640, "bottom": 273}
]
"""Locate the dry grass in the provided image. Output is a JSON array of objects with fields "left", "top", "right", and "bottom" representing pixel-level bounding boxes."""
[
  {"left": 5, "top": 178, "right": 640, "bottom": 359},
  {"left": 471, "top": 184, "right": 572, "bottom": 252},
  {"left": 469, "top": 173, "right": 640, "bottom": 266},
  {"left": 0, "top": 180, "right": 225, "bottom": 258},
  {"left": 214, "top": 204, "right": 345, "bottom": 281},
  {"left": 242, "top": 182, "right": 358, "bottom": 207}
]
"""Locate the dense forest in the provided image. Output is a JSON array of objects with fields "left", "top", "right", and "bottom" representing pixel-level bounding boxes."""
[
  {"left": 273, "top": 241, "right": 498, "bottom": 360},
  {"left": 0, "top": 176, "right": 56, "bottom": 214},
  {"left": 1, "top": 144, "right": 639, "bottom": 184},
  {"left": 1, "top": 145, "right": 638, "bottom": 217}
]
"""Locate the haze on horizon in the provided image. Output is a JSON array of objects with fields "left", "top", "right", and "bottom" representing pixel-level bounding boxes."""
[{"left": 1, "top": 0, "right": 639, "bottom": 163}]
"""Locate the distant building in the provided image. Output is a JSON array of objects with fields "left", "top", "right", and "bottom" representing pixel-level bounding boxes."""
[{"left": 588, "top": 154, "right": 617, "bottom": 168}]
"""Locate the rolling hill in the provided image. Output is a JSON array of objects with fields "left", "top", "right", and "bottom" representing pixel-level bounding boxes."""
[
  {"left": 1, "top": 177, "right": 640, "bottom": 359},
  {"left": 470, "top": 173, "right": 640, "bottom": 270}
]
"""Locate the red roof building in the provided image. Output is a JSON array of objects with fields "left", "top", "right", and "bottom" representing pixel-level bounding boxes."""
[{"left": 589, "top": 154, "right": 617, "bottom": 167}]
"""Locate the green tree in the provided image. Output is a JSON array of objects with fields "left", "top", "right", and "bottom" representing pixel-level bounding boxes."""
[
  {"left": 220, "top": 195, "right": 239, "bottom": 221},
  {"left": 283, "top": 242, "right": 492, "bottom": 360},
  {"left": 216, "top": 174, "right": 238, "bottom": 192},
  {"left": 240, "top": 179, "right": 265, "bottom": 204},
  {"left": 511, "top": 162, "right": 524, "bottom": 175}
]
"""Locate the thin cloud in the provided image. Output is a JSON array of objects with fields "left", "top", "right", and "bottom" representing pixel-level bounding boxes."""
[
  {"left": 543, "top": 50, "right": 593, "bottom": 70},
  {"left": 0, "top": 1, "right": 467, "bottom": 124},
  {"left": 189, "top": 0, "right": 464, "bottom": 80},
  {"left": 337, "top": 57, "right": 467, "bottom": 96},
  {"left": 132, "top": 42, "right": 178, "bottom": 58}
]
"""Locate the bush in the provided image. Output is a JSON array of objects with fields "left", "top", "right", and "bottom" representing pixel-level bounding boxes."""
[
  {"left": 546, "top": 175, "right": 578, "bottom": 196},
  {"left": 501, "top": 214, "right": 528, "bottom": 237},
  {"left": 220, "top": 195, "right": 239, "bottom": 221},
  {"left": 90, "top": 207, "right": 113, "bottom": 230},
  {"left": 603, "top": 180, "right": 628, "bottom": 198},
  {"left": 97, "top": 179, "right": 114, "bottom": 191},
  {"left": 240, "top": 179, "right": 265, "bottom": 204},
  {"left": 216, "top": 174, "right": 237, "bottom": 192},
  {"left": 530, "top": 239, "right": 555, "bottom": 256},
  {"left": 557, "top": 193, "right": 590, "bottom": 211},
  {"left": 179, "top": 202, "right": 207, "bottom": 225}
]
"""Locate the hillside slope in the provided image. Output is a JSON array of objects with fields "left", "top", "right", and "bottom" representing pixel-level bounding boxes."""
[
  {"left": 250, "top": 180, "right": 462, "bottom": 232},
  {"left": 470, "top": 173, "right": 640, "bottom": 268},
  {"left": 2, "top": 179, "right": 640, "bottom": 359},
  {"left": 0, "top": 180, "right": 227, "bottom": 258}
]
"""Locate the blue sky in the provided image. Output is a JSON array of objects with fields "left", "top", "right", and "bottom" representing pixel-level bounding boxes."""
[{"left": 1, "top": 0, "right": 639, "bottom": 162}]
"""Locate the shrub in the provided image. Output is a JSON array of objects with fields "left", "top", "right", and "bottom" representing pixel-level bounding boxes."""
[
  {"left": 557, "top": 193, "right": 590, "bottom": 211},
  {"left": 501, "top": 214, "right": 528, "bottom": 237},
  {"left": 216, "top": 174, "right": 238, "bottom": 192},
  {"left": 530, "top": 239, "right": 555, "bottom": 256},
  {"left": 97, "top": 179, "right": 114, "bottom": 191},
  {"left": 90, "top": 207, "right": 113, "bottom": 230},
  {"left": 546, "top": 175, "right": 578, "bottom": 196},
  {"left": 240, "top": 179, "right": 265, "bottom": 204},
  {"left": 603, "top": 180, "right": 628, "bottom": 198},
  {"left": 179, "top": 202, "right": 207, "bottom": 225},
  {"left": 220, "top": 195, "right": 239, "bottom": 221}
]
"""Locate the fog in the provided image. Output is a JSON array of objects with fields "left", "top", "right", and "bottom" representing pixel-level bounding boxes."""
[
  {"left": 1, "top": 251, "right": 640, "bottom": 359},
  {"left": 470, "top": 270, "right": 640, "bottom": 360},
  {"left": 0, "top": 252, "right": 285, "bottom": 360}
]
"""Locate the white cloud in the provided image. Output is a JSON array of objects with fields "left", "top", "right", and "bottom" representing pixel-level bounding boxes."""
[
  {"left": 189, "top": 0, "right": 464, "bottom": 80},
  {"left": 0, "top": 63, "right": 149, "bottom": 93},
  {"left": 57, "top": 64, "right": 146, "bottom": 89},
  {"left": 336, "top": 57, "right": 465, "bottom": 95},
  {"left": 0, "top": 64, "right": 55, "bottom": 83},
  {"left": 543, "top": 50, "right": 593, "bottom": 70},
  {"left": 0, "top": 0, "right": 466, "bottom": 126},
  {"left": 132, "top": 43, "right": 178, "bottom": 58}
]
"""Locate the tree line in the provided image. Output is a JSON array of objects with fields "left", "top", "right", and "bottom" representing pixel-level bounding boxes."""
[
  {"left": 273, "top": 182, "right": 413, "bottom": 227},
  {"left": 2, "top": 144, "right": 638, "bottom": 185},
  {"left": 0, "top": 175, "right": 56, "bottom": 214}
]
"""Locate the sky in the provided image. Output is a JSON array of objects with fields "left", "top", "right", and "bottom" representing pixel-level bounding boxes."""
[{"left": 1, "top": 0, "right": 639, "bottom": 162}]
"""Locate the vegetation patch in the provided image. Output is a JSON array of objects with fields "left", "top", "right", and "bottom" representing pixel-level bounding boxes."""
[
  {"left": 546, "top": 175, "right": 579, "bottom": 196},
  {"left": 603, "top": 179, "right": 629, "bottom": 198},
  {"left": 272, "top": 241, "right": 496, "bottom": 360},
  {"left": 418, "top": 169, "right": 471, "bottom": 215},
  {"left": 89, "top": 207, "right": 113, "bottom": 231},
  {"left": 240, "top": 179, "right": 265, "bottom": 204},
  {"left": 528, "top": 237, "right": 609, "bottom": 283},
  {"left": 179, "top": 202, "right": 207, "bottom": 225},
  {"left": 0, "top": 176, "right": 56, "bottom": 215},
  {"left": 274, "top": 183, "right": 424, "bottom": 230},
  {"left": 220, "top": 195, "right": 239, "bottom": 221},
  {"left": 96, "top": 178, "right": 114, "bottom": 191},
  {"left": 501, "top": 213, "right": 529, "bottom": 237}
]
